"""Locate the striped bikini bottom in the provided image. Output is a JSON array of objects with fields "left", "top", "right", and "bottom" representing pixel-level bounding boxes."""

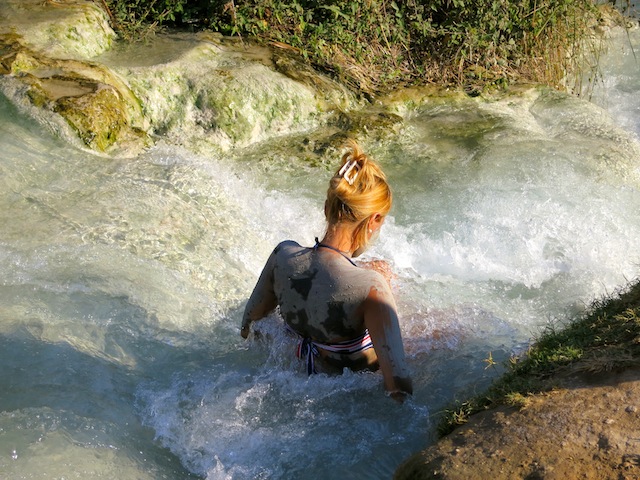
[{"left": 292, "top": 328, "right": 374, "bottom": 375}]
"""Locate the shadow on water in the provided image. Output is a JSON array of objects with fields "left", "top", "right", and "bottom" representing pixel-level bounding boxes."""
[{"left": 0, "top": 313, "right": 206, "bottom": 478}]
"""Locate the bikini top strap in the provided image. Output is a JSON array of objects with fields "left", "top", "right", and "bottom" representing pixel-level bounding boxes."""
[{"left": 313, "top": 237, "right": 357, "bottom": 267}]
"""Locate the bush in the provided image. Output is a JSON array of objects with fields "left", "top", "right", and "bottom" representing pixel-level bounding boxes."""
[{"left": 103, "top": 0, "right": 604, "bottom": 94}]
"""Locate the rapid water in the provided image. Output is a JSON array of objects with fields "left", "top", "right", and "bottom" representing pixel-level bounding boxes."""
[{"left": 1, "top": 27, "right": 640, "bottom": 480}]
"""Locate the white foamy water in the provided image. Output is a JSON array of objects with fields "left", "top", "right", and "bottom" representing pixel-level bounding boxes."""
[
  {"left": 1, "top": 27, "right": 640, "bottom": 480},
  {"left": 587, "top": 24, "right": 640, "bottom": 138}
]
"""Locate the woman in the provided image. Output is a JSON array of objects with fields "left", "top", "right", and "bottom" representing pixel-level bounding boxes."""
[{"left": 241, "top": 140, "right": 412, "bottom": 401}]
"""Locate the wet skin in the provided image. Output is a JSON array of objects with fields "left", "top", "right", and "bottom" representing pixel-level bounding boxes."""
[{"left": 242, "top": 240, "right": 412, "bottom": 398}]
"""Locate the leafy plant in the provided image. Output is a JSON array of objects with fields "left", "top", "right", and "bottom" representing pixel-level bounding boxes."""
[
  {"left": 101, "top": 0, "right": 618, "bottom": 94},
  {"left": 103, "top": 0, "right": 196, "bottom": 40}
]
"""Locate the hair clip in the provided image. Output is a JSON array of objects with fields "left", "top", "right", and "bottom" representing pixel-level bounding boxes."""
[{"left": 338, "top": 159, "right": 359, "bottom": 185}]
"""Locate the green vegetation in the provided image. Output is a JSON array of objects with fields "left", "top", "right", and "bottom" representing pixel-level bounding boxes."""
[
  {"left": 101, "top": 0, "right": 188, "bottom": 40},
  {"left": 438, "top": 279, "right": 640, "bottom": 436},
  {"left": 102, "top": 0, "right": 617, "bottom": 95}
]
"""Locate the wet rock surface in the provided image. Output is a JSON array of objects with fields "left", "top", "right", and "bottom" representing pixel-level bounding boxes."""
[
  {"left": 0, "top": 0, "right": 358, "bottom": 156},
  {"left": 0, "top": 34, "right": 149, "bottom": 154}
]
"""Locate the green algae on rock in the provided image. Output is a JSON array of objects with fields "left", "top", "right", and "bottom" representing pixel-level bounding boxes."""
[
  {"left": 0, "top": 0, "right": 116, "bottom": 60},
  {"left": 52, "top": 79, "right": 139, "bottom": 152},
  {"left": 0, "top": 34, "right": 149, "bottom": 154},
  {"left": 0, "top": 0, "right": 361, "bottom": 157},
  {"left": 104, "top": 34, "right": 355, "bottom": 155}
]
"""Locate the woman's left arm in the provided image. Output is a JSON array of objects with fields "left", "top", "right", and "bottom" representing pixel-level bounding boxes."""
[
  {"left": 363, "top": 277, "right": 413, "bottom": 400},
  {"left": 241, "top": 250, "right": 278, "bottom": 338}
]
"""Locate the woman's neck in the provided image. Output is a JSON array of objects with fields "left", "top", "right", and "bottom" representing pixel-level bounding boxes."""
[{"left": 320, "top": 223, "right": 357, "bottom": 255}]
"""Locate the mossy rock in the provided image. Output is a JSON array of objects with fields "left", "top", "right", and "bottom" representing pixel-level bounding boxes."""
[
  {"left": 52, "top": 79, "right": 131, "bottom": 151},
  {"left": 20, "top": 71, "right": 145, "bottom": 151},
  {"left": 195, "top": 63, "right": 319, "bottom": 145},
  {"left": 0, "top": 34, "right": 149, "bottom": 154},
  {"left": 0, "top": 0, "right": 116, "bottom": 60},
  {"left": 329, "top": 109, "right": 404, "bottom": 136}
]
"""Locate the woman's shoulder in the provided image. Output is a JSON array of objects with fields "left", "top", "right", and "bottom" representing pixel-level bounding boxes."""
[
  {"left": 273, "top": 239, "right": 303, "bottom": 252},
  {"left": 356, "top": 259, "right": 395, "bottom": 286},
  {"left": 351, "top": 262, "right": 395, "bottom": 299},
  {"left": 271, "top": 240, "right": 308, "bottom": 258}
]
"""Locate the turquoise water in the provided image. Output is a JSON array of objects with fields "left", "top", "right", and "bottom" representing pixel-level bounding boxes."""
[{"left": 1, "top": 28, "right": 640, "bottom": 479}]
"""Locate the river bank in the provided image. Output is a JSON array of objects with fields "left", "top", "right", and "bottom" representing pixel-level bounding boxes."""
[
  {"left": 396, "top": 366, "right": 640, "bottom": 479},
  {"left": 396, "top": 280, "right": 640, "bottom": 479},
  {"left": 0, "top": 0, "right": 627, "bottom": 158}
]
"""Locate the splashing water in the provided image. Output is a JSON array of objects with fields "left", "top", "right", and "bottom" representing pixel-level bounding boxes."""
[{"left": 1, "top": 28, "right": 640, "bottom": 480}]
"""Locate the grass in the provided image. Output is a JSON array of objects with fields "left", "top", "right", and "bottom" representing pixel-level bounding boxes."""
[
  {"left": 102, "top": 0, "right": 625, "bottom": 96},
  {"left": 437, "top": 279, "right": 640, "bottom": 436}
]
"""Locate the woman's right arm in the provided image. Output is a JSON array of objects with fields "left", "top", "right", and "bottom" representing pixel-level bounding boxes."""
[
  {"left": 363, "top": 278, "right": 413, "bottom": 400},
  {"left": 241, "top": 249, "right": 278, "bottom": 338}
]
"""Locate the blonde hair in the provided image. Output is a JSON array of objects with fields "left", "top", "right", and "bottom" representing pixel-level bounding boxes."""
[{"left": 325, "top": 140, "right": 392, "bottom": 252}]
